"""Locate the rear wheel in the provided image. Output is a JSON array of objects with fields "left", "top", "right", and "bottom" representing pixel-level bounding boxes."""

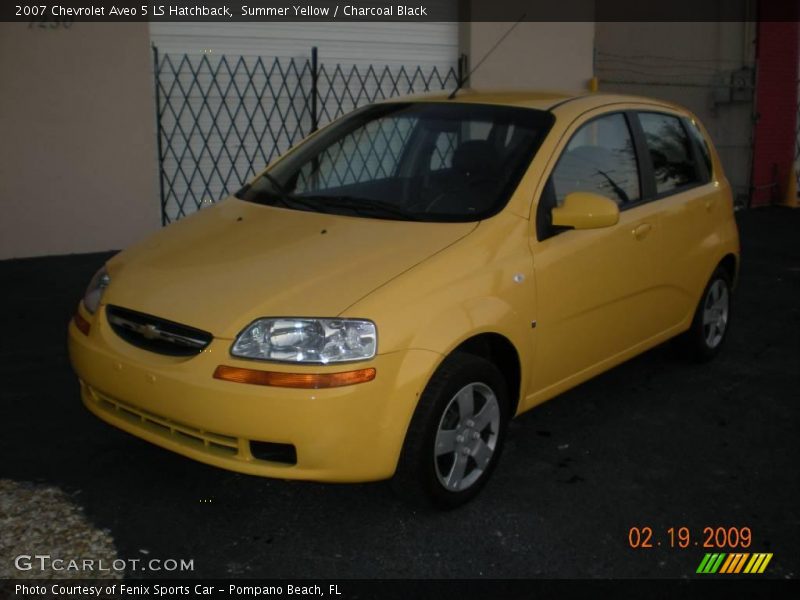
[
  {"left": 392, "top": 353, "right": 509, "bottom": 509},
  {"left": 679, "top": 266, "right": 733, "bottom": 362}
]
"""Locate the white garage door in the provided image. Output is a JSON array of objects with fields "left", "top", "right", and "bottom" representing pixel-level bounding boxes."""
[
  {"left": 150, "top": 22, "right": 458, "bottom": 68},
  {"left": 149, "top": 22, "right": 460, "bottom": 221}
]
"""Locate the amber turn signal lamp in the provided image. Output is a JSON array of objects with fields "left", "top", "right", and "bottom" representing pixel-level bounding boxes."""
[
  {"left": 74, "top": 313, "right": 91, "bottom": 336},
  {"left": 213, "top": 365, "right": 376, "bottom": 388}
]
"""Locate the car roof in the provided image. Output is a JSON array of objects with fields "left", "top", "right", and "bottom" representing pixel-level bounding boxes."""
[{"left": 398, "top": 88, "right": 687, "bottom": 117}]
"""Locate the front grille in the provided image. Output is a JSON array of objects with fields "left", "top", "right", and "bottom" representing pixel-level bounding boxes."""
[{"left": 106, "top": 305, "right": 212, "bottom": 356}]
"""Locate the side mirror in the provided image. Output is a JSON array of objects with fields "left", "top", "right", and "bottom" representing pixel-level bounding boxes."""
[{"left": 551, "top": 191, "right": 620, "bottom": 230}]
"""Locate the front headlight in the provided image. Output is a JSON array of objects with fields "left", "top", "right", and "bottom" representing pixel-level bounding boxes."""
[
  {"left": 83, "top": 266, "right": 110, "bottom": 314},
  {"left": 231, "top": 318, "right": 377, "bottom": 364}
]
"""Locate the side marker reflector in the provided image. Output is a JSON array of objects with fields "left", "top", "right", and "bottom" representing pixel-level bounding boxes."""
[
  {"left": 213, "top": 365, "right": 376, "bottom": 388},
  {"left": 74, "top": 313, "right": 91, "bottom": 336}
]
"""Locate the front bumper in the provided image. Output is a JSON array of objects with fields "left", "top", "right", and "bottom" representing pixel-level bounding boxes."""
[{"left": 68, "top": 305, "right": 440, "bottom": 482}]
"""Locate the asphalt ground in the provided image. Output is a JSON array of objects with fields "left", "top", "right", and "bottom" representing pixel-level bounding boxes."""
[{"left": 0, "top": 207, "right": 798, "bottom": 580}]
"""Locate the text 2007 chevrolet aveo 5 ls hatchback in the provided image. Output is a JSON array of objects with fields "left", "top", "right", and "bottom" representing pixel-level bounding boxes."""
[{"left": 69, "top": 91, "right": 739, "bottom": 508}]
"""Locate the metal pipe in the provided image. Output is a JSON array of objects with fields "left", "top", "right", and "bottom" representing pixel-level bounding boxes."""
[
  {"left": 152, "top": 44, "right": 168, "bottom": 226},
  {"left": 311, "top": 46, "right": 319, "bottom": 133}
]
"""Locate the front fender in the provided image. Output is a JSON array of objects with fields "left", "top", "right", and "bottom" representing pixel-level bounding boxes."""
[{"left": 341, "top": 212, "right": 537, "bottom": 412}]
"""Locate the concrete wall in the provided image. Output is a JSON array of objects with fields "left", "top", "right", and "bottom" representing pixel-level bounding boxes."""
[
  {"left": 460, "top": 21, "right": 595, "bottom": 92},
  {"left": 0, "top": 23, "right": 159, "bottom": 259},
  {"left": 595, "top": 20, "right": 757, "bottom": 206}
]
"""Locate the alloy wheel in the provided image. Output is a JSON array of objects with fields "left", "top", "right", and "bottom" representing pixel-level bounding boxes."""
[
  {"left": 434, "top": 382, "right": 500, "bottom": 492},
  {"left": 702, "top": 279, "right": 729, "bottom": 349}
]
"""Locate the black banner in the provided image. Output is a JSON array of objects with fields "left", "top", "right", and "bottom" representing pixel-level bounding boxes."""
[
  {"left": 2, "top": 0, "right": 799, "bottom": 23},
  {"left": 1, "top": 579, "right": 798, "bottom": 600}
]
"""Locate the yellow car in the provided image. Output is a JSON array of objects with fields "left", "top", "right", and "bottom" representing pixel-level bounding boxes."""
[{"left": 68, "top": 91, "right": 739, "bottom": 508}]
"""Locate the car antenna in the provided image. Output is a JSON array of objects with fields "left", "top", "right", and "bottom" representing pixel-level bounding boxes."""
[{"left": 448, "top": 13, "right": 527, "bottom": 100}]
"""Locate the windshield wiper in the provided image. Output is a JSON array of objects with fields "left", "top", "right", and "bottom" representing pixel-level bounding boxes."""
[
  {"left": 234, "top": 183, "right": 251, "bottom": 199},
  {"left": 237, "top": 173, "right": 319, "bottom": 211},
  {"left": 298, "top": 195, "right": 420, "bottom": 221}
]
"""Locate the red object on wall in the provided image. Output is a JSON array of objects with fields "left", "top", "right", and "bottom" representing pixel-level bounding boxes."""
[{"left": 750, "top": 16, "right": 799, "bottom": 207}]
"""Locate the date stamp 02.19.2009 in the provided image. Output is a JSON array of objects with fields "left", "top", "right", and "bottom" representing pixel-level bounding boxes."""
[{"left": 627, "top": 525, "right": 774, "bottom": 574}]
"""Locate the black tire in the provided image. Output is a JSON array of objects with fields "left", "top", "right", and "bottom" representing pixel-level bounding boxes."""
[
  {"left": 678, "top": 266, "right": 733, "bottom": 362},
  {"left": 392, "top": 352, "right": 509, "bottom": 509}
]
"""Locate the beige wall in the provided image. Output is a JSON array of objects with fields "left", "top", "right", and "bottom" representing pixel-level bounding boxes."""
[
  {"left": 0, "top": 23, "right": 159, "bottom": 259},
  {"left": 460, "top": 21, "right": 595, "bottom": 92},
  {"left": 595, "top": 21, "right": 757, "bottom": 205}
]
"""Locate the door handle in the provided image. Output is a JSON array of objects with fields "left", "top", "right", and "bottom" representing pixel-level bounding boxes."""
[{"left": 632, "top": 223, "right": 652, "bottom": 240}]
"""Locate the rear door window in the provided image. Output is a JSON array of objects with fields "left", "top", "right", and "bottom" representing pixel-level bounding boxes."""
[{"left": 638, "top": 113, "right": 701, "bottom": 194}]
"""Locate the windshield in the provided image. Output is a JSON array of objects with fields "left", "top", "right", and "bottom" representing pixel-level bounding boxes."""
[{"left": 237, "top": 102, "right": 554, "bottom": 222}]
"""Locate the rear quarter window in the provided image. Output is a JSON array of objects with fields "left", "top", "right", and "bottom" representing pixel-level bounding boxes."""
[{"left": 686, "top": 119, "right": 713, "bottom": 180}]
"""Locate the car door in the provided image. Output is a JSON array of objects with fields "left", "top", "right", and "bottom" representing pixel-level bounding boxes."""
[
  {"left": 528, "top": 110, "right": 671, "bottom": 397},
  {"left": 633, "top": 111, "right": 718, "bottom": 326}
]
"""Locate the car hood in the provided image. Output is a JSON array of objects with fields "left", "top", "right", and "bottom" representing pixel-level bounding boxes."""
[{"left": 104, "top": 198, "right": 477, "bottom": 338}]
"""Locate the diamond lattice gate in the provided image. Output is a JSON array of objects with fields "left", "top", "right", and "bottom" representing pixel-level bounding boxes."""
[{"left": 153, "top": 46, "right": 459, "bottom": 224}]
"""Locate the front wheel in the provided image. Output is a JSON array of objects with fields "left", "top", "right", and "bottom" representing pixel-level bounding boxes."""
[{"left": 392, "top": 353, "right": 509, "bottom": 509}]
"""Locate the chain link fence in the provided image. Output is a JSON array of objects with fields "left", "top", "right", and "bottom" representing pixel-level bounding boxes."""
[{"left": 153, "top": 46, "right": 459, "bottom": 224}]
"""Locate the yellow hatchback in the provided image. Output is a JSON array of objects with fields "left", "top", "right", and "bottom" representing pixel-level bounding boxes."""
[{"left": 68, "top": 91, "right": 739, "bottom": 508}]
